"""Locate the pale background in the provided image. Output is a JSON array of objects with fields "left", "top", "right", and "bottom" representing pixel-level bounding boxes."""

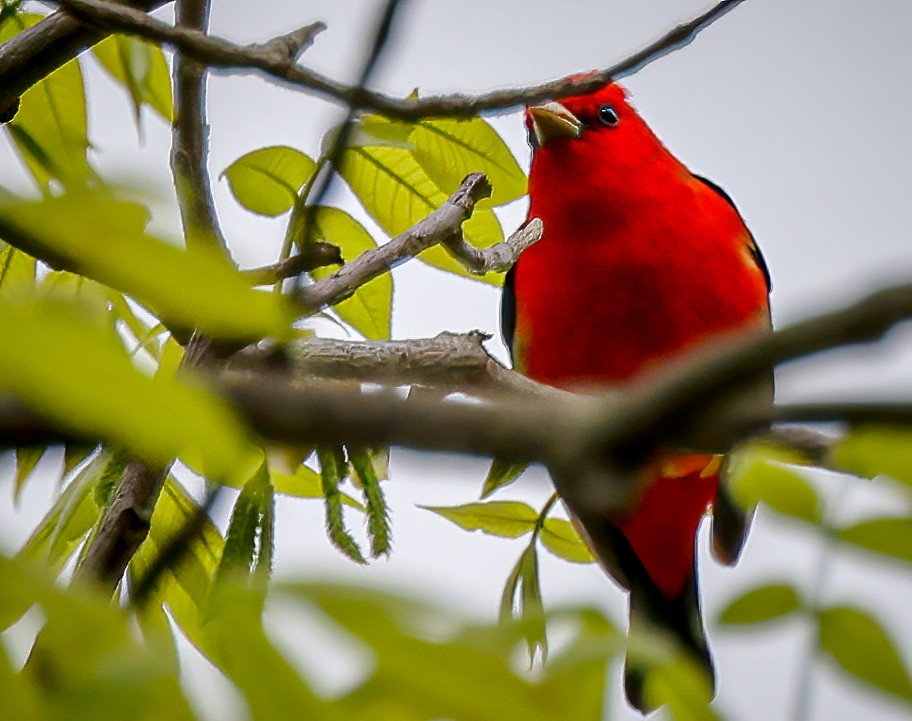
[{"left": 2, "top": 1, "right": 911, "bottom": 719}]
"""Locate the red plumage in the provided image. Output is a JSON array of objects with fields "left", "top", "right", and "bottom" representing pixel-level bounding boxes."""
[{"left": 504, "top": 81, "right": 770, "bottom": 711}]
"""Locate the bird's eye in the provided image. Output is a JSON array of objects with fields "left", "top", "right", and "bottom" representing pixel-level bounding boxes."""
[{"left": 597, "top": 104, "right": 619, "bottom": 127}]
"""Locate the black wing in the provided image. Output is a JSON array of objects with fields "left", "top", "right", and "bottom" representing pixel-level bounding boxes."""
[
  {"left": 501, "top": 254, "right": 518, "bottom": 366},
  {"left": 694, "top": 174, "right": 771, "bottom": 293}
]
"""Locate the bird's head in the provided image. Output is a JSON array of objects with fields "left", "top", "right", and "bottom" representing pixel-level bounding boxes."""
[{"left": 525, "top": 79, "right": 631, "bottom": 148}]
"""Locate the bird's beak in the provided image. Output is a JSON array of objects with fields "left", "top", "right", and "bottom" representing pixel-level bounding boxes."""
[{"left": 528, "top": 101, "right": 583, "bottom": 145}]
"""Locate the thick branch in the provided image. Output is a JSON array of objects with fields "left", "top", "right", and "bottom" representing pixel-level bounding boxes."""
[
  {"left": 27, "top": 0, "right": 747, "bottom": 120},
  {"left": 0, "top": 1, "right": 168, "bottom": 120}
]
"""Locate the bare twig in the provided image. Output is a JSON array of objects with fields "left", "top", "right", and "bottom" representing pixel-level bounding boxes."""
[
  {"left": 18, "top": 0, "right": 748, "bottom": 121},
  {"left": 241, "top": 242, "right": 343, "bottom": 285},
  {"left": 444, "top": 219, "right": 543, "bottom": 275}
]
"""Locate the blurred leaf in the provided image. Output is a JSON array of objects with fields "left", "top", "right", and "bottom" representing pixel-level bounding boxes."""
[
  {"left": 411, "top": 117, "right": 527, "bottom": 207},
  {"left": 727, "top": 453, "right": 821, "bottom": 523},
  {"left": 499, "top": 542, "right": 547, "bottom": 660},
  {"left": 0, "top": 241, "right": 36, "bottom": 296},
  {"left": 2, "top": 14, "right": 91, "bottom": 189},
  {"left": 0, "top": 297, "right": 259, "bottom": 483},
  {"left": 539, "top": 518, "right": 595, "bottom": 564},
  {"left": 0, "top": 190, "right": 294, "bottom": 340},
  {"left": 335, "top": 116, "right": 504, "bottom": 285},
  {"left": 309, "top": 206, "right": 392, "bottom": 339},
  {"left": 349, "top": 446, "right": 392, "bottom": 557},
  {"left": 481, "top": 458, "right": 529, "bottom": 499},
  {"left": 17, "top": 451, "right": 108, "bottom": 568},
  {"left": 317, "top": 445, "right": 366, "bottom": 564},
  {"left": 13, "top": 445, "right": 45, "bottom": 503},
  {"left": 421, "top": 500, "right": 538, "bottom": 538},
  {"left": 642, "top": 655, "right": 720, "bottom": 721},
  {"left": 223, "top": 145, "right": 317, "bottom": 216},
  {"left": 830, "top": 426, "right": 912, "bottom": 490},
  {"left": 0, "top": 554, "right": 196, "bottom": 721},
  {"left": 93, "top": 35, "right": 173, "bottom": 127},
  {"left": 837, "top": 516, "right": 912, "bottom": 565},
  {"left": 818, "top": 604, "right": 912, "bottom": 702},
  {"left": 717, "top": 583, "right": 803, "bottom": 626},
  {"left": 286, "top": 582, "right": 601, "bottom": 721},
  {"left": 132, "top": 476, "right": 223, "bottom": 609}
]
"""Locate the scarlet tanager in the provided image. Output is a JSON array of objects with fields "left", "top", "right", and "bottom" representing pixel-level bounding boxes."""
[{"left": 502, "top": 81, "right": 771, "bottom": 711}]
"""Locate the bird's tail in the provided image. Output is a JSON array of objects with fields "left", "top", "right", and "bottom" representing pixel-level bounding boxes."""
[{"left": 623, "top": 572, "right": 714, "bottom": 713}]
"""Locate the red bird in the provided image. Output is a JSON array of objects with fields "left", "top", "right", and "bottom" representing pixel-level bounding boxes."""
[{"left": 502, "top": 81, "right": 771, "bottom": 711}]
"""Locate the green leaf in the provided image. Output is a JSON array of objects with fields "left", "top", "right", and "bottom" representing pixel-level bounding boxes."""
[
  {"left": 727, "top": 453, "right": 822, "bottom": 523},
  {"left": 131, "top": 476, "right": 224, "bottom": 607},
  {"left": 349, "top": 446, "right": 392, "bottom": 557},
  {"left": 837, "top": 516, "right": 912, "bottom": 565},
  {"left": 309, "top": 206, "right": 392, "bottom": 339},
  {"left": 481, "top": 457, "right": 529, "bottom": 498},
  {"left": 421, "top": 500, "right": 538, "bottom": 538},
  {"left": 92, "top": 35, "right": 173, "bottom": 126},
  {"left": 0, "top": 190, "right": 294, "bottom": 340},
  {"left": 223, "top": 145, "right": 317, "bottom": 216},
  {"left": 0, "top": 554, "right": 196, "bottom": 721},
  {"left": 13, "top": 445, "right": 46, "bottom": 503},
  {"left": 217, "top": 464, "right": 275, "bottom": 586},
  {"left": 317, "top": 445, "right": 366, "bottom": 564},
  {"left": 335, "top": 119, "right": 505, "bottom": 285},
  {"left": 499, "top": 542, "right": 547, "bottom": 660},
  {"left": 642, "top": 655, "right": 720, "bottom": 721},
  {"left": 2, "top": 14, "right": 91, "bottom": 190},
  {"left": 0, "top": 241, "right": 36, "bottom": 296},
  {"left": 269, "top": 463, "right": 365, "bottom": 509},
  {"left": 539, "top": 518, "right": 596, "bottom": 564},
  {"left": 717, "top": 583, "right": 803, "bottom": 626},
  {"left": 818, "top": 605, "right": 912, "bottom": 702},
  {"left": 286, "top": 582, "right": 598, "bottom": 721},
  {"left": 411, "top": 117, "right": 527, "bottom": 207},
  {"left": 0, "top": 297, "right": 259, "bottom": 483},
  {"left": 830, "top": 426, "right": 912, "bottom": 490}
]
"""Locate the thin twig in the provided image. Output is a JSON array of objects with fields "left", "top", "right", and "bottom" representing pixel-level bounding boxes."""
[
  {"left": 21, "top": 0, "right": 748, "bottom": 121},
  {"left": 444, "top": 219, "right": 542, "bottom": 275},
  {"left": 241, "top": 242, "right": 343, "bottom": 285},
  {"left": 292, "top": 0, "right": 408, "bottom": 288}
]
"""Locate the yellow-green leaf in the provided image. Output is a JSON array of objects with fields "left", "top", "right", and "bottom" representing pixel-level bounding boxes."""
[
  {"left": 412, "top": 117, "right": 526, "bottom": 207},
  {"left": 0, "top": 241, "right": 36, "bottom": 296},
  {"left": 269, "top": 463, "right": 365, "bottom": 509},
  {"left": 93, "top": 35, "right": 173, "bottom": 125},
  {"left": 830, "top": 426, "right": 912, "bottom": 490},
  {"left": 223, "top": 145, "right": 318, "bottom": 217},
  {"left": 481, "top": 458, "right": 529, "bottom": 499},
  {"left": 818, "top": 605, "right": 912, "bottom": 702},
  {"left": 837, "top": 516, "right": 912, "bottom": 565},
  {"left": 0, "top": 297, "right": 259, "bottom": 483},
  {"left": 421, "top": 501, "right": 538, "bottom": 538},
  {"left": 727, "top": 453, "right": 821, "bottom": 523},
  {"left": 309, "top": 206, "right": 391, "bottom": 339},
  {"left": 0, "top": 190, "right": 294, "bottom": 340},
  {"left": 717, "top": 583, "right": 803, "bottom": 626},
  {"left": 540, "top": 518, "right": 595, "bottom": 564},
  {"left": 336, "top": 124, "right": 503, "bottom": 285},
  {"left": 2, "top": 14, "right": 90, "bottom": 189}
]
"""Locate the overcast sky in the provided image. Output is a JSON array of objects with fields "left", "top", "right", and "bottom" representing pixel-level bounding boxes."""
[{"left": 2, "top": 1, "right": 912, "bottom": 720}]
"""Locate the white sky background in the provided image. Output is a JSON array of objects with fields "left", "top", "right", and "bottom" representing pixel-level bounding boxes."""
[{"left": 2, "top": 0, "right": 912, "bottom": 720}]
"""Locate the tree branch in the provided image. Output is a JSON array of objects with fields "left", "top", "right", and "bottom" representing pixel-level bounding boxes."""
[
  {"left": 444, "top": 218, "right": 542, "bottom": 275},
  {"left": 241, "top": 242, "right": 343, "bottom": 285},
  {"left": 0, "top": 0, "right": 168, "bottom": 121},
  {"left": 295, "top": 173, "right": 508, "bottom": 311},
  {"left": 20, "top": 0, "right": 748, "bottom": 121}
]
